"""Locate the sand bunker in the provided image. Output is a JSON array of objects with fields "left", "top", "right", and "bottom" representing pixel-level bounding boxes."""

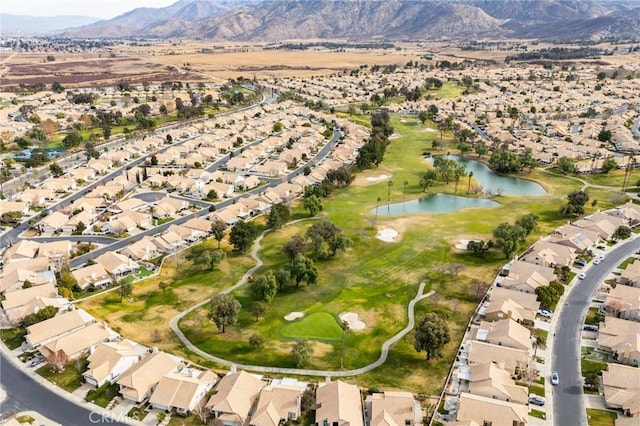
[
  {"left": 422, "top": 127, "right": 437, "bottom": 132},
  {"left": 376, "top": 228, "right": 398, "bottom": 242},
  {"left": 284, "top": 312, "right": 304, "bottom": 321},
  {"left": 340, "top": 312, "right": 366, "bottom": 331},
  {"left": 366, "top": 174, "right": 390, "bottom": 182},
  {"left": 455, "top": 239, "right": 471, "bottom": 250}
]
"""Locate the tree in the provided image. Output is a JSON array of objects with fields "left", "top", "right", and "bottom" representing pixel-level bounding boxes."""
[
  {"left": 492, "top": 222, "right": 522, "bottom": 259},
  {"left": 284, "top": 235, "right": 308, "bottom": 260},
  {"left": 288, "top": 254, "right": 319, "bottom": 287},
  {"left": 159, "top": 281, "right": 169, "bottom": 295},
  {"left": 194, "top": 249, "right": 226, "bottom": 270},
  {"left": 208, "top": 294, "right": 241, "bottom": 333},
  {"left": 470, "top": 278, "right": 490, "bottom": 302},
  {"left": 250, "top": 302, "right": 268, "bottom": 322},
  {"left": 210, "top": 220, "right": 226, "bottom": 249},
  {"left": 557, "top": 156, "right": 576, "bottom": 174},
  {"left": 601, "top": 158, "right": 617, "bottom": 174},
  {"left": 612, "top": 225, "right": 632, "bottom": 241},
  {"left": 251, "top": 271, "right": 278, "bottom": 303},
  {"left": 118, "top": 280, "right": 133, "bottom": 302},
  {"left": 22, "top": 305, "right": 58, "bottom": 326},
  {"left": 267, "top": 202, "right": 291, "bottom": 229},
  {"left": 303, "top": 195, "right": 323, "bottom": 216},
  {"left": 420, "top": 169, "right": 438, "bottom": 191},
  {"left": 51, "top": 82, "right": 64, "bottom": 93},
  {"left": 467, "top": 240, "right": 493, "bottom": 257},
  {"left": 62, "top": 131, "right": 82, "bottom": 149},
  {"left": 414, "top": 313, "right": 450, "bottom": 360},
  {"left": 291, "top": 339, "right": 312, "bottom": 368},
  {"left": 249, "top": 332, "right": 265, "bottom": 348},
  {"left": 229, "top": 220, "right": 260, "bottom": 254},
  {"left": 46, "top": 350, "right": 68, "bottom": 373},
  {"left": 598, "top": 129, "right": 612, "bottom": 143},
  {"left": 418, "top": 110, "right": 429, "bottom": 125},
  {"left": 72, "top": 221, "right": 86, "bottom": 235},
  {"left": 306, "top": 220, "right": 350, "bottom": 259},
  {"left": 49, "top": 163, "right": 64, "bottom": 177}
]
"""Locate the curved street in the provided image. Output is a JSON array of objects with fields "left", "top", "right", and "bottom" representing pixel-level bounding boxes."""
[{"left": 551, "top": 235, "right": 640, "bottom": 426}]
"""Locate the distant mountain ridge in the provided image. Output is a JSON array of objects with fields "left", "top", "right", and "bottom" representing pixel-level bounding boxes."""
[
  {"left": 1, "top": 14, "right": 100, "bottom": 35},
  {"left": 57, "top": 0, "right": 640, "bottom": 41}
]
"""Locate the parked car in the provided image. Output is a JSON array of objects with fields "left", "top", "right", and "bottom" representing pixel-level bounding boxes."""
[
  {"left": 578, "top": 272, "right": 586, "bottom": 280},
  {"left": 574, "top": 259, "right": 587, "bottom": 267},
  {"left": 538, "top": 309, "right": 553, "bottom": 318},
  {"left": 584, "top": 325, "right": 599, "bottom": 332},
  {"left": 593, "top": 258, "right": 601, "bottom": 265},
  {"left": 528, "top": 396, "right": 546, "bottom": 406},
  {"left": 597, "top": 254, "right": 605, "bottom": 261},
  {"left": 551, "top": 371, "right": 560, "bottom": 385}
]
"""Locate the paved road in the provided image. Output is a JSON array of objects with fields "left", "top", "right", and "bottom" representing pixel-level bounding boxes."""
[
  {"left": 0, "top": 352, "right": 128, "bottom": 425},
  {"left": 552, "top": 236, "right": 640, "bottom": 426}
]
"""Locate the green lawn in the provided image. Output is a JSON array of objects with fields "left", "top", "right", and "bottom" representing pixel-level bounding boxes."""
[
  {"left": 86, "top": 382, "right": 119, "bottom": 408},
  {"left": 530, "top": 409, "right": 546, "bottom": 420},
  {"left": 529, "top": 385, "right": 545, "bottom": 397},
  {"left": 0, "top": 327, "right": 25, "bottom": 350},
  {"left": 585, "top": 307, "right": 605, "bottom": 326},
  {"left": 582, "top": 359, "right": 608, "bottom": 376},
  {"left": 586, "top": 409, "right": 616, "bottom": 426},
  {"left": 280, "top": 312, "right": 343, "bottom": 341},
  {"left": 37, "top": 358, "right": 88, "bottom": 393},
  {"left": 616, "top": 256, "right": 637, "bottom": 270}
]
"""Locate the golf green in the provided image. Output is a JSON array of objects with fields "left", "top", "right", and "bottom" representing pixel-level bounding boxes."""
[{"left": 280, "top": 312, "right": 343, "bottom": 341}]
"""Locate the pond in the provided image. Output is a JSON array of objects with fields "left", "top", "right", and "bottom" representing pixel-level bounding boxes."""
[
  {"left": 426, "top": 155, "right": 547, "bottom": 196},
  {"left": 374, "top": 193, "right": 500, "bottom": 216}
]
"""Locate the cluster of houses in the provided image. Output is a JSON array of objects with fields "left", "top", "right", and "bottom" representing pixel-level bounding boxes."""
[
  {"left": 270, "top": 60, "right": 640, "bottom": 172},
  {"left": 13, "top": 303, "right": 425, "bottom": 425},
  {"left": 440, "top": 202, "right": 640, "bottom": 425}
]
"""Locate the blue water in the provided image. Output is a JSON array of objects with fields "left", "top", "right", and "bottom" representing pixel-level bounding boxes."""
[
  {"left": 426, "top": 155, "right": 547, "bottom": 196},
  {"left": 374, "top": 193, "right": 500, "bottom": 216}
]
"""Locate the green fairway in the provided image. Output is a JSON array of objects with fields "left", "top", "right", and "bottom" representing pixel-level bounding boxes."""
[{"left": 280, "top": 312, "right": 343, "bottom": 341}]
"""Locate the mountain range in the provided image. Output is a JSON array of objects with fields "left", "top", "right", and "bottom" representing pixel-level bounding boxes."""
[{"left": 12, "top": 0, "right": 640, "bottom": 41}]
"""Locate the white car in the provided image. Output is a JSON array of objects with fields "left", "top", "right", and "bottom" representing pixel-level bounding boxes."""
[
  {"left": 593, "top": 258, "right": 601, "bottom": 265},
  {"left": 538, "top": 309, "right": 553, "bottom": 318},
  {"left": 578, "top": 272, "right": 586, "bottom": 280},
  {"left": 597, "top": 254, "right": 605, "bottom": 260},
  {"left": 551, "top": 371, "right": 559, "bottom": 385}
]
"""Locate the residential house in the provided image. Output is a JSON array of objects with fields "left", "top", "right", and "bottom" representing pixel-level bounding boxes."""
[
  {"left": 120, "top": 236, "right": 161, "bottom": 261},
  {"left": 41, "top": 178, "right": 76, "bottom": 193},
  {"left": 0, "top": 257, "right": 56, "bottom": 294},
  {"left": 314, "top": 380, "right": 364, "bottom": 426},
  {"left": 167, "top": 224, "right": 206, "bottom": 243},
  {"left": 0, "top": 201, "right": 29, "bottom": 216},
  {"left": 455, "top": 393, "right": 528, "bottom": 426},
  {"left": 602, "top": 363, "right": 640, "bottom": 417},
  {"left": 182, "top": 217, "right": 213, "bottom": 236},
  {"left": 68, "top": 167, "right": 96, "bottom": 182},
  {"left": 483, "top": 298, "right": 536, "bottom": 325},
  {"left": 69, "top": 197, "right": 105, "bottom": 215},
  {"left": 149, "top": 368, "right": 217, "bottom": 415},
  {"left": 21, "top": 188, "right": 54, "bottom": 208},
  {"left": 575, "top": 212, "right": 626, "bottom": 240},
  {"left": 465, "top": 362, "right": 528, "bottom": 404},
  {"left": 604, "top": 284, "right": 640, "bottom": 321},
  {"left": 607, "top": 202, "right": 640, "bottom": 227},
  {"left": 35, "top": 211, "right": 69, "bottom": 234},
  {"left": 250, "top": 378, "right": 309, "bottom": 426},
  {"left": 83, "top": 339, "right": 143, "bottom": 388},
  {"left": 25, "top": 308, "right": 95, "bottom": 349},
  {"left": 109, "top": 198, "right": 148, "bottom": 214},
  {"left": 152, "top": 231, "right": 186, "bottom": 252},
  {"left": 550, "top": 224, "right": 599, "bottom": 252},
  {"left": 364, "top": 391, "right": 424, "bottom": 426},
  {"left": 205, "top": 370, "right": 264, "bottom": 426},
  {"left": 95, "top": 252, "right": 140, "bottom": 277},
  {"left": 619, "top": 260, "right": 640, "bottom": 287},
  {"left": 2, "top": 283, "right": 69, "bottom": 326},
  {"left": 71, "top": 263, "right": 112, "bottom": 290},
  {"left": 39, "top": 321, "right": 118, "bottom": 361},
  {"left": 498, "top": 261, "right": 556, "bottom": 294},
  {"left": 117, "top": 350, "right": 184, "bottom": 403},
  {"left": 62, "top": 210, "right": 95, "bottom": 234},
  {"left": 519, "top": 240, "right": 576, "bottom": 268},
  {"left": 475, "top": 319, "right": 532, "bottom": 352},
  {"left": 598, "top": 317, "right": 640, "bottom": 366},
  {"left": 2, "top": 240, "right": 40, "bottom": 264},
  {"left": 87, "top": 158, "right": 112, "bottom": 174},
  {"left": 37, "top": 240, "right": 72, "bottom": 272}
]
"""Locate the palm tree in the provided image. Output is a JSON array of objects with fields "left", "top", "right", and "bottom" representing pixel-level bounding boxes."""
[
  {"left": 403, "top": 180, "right": 409, "bottom": 207},
  {"left": 467, "top": 171, "right": 474, "bottom": 194},
  {"left": 387, "top": 180, "right": 393, "bottom": 203},
  {"left": 340, "top": 320, "right": 350, "bottom": 369},
  {"left": 374, "top": 196, "right": 381, "bottom": 225}
]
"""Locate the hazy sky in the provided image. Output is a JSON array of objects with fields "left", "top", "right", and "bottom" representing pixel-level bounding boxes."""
[{"left": 2, "top": 1, "right": 178, "bottom": 19}]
